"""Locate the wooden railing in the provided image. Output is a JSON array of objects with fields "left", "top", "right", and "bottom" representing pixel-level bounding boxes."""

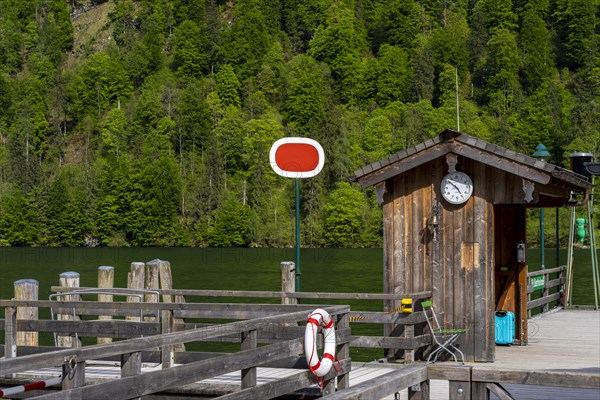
[
  {"left": 321, "top": 364, "right": 600, "bottom": 400},
  {"left": 45, "top": 286, "right": 433, "bottom": 363},
  {"left": 1, "top": 300, "right": 351, "bottom": 397},
  {"left": 526, "top": 266, "right": 566, "bottom": 318}
]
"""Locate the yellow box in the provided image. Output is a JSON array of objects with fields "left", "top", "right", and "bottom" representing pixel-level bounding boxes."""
[{"left": 401, "top": 298, "right": 413, "bottom": 313}]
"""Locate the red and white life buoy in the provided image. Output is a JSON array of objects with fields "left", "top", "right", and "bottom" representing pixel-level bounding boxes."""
[{"left": 304, "top": 308, "right": 336, "bottom": 377}]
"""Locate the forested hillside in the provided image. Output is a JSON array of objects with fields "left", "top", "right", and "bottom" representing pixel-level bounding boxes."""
[{"left": 0, "top": 0, "right": 598, "bottom": 247}]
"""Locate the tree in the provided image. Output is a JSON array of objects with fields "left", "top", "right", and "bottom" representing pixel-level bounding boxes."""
[
  {"left": 126, "top": 128, "right": 182, "bottom": 246},
  {"left": 520, "top": 8, "right": 554, "bottom": 92},
  {"left": 322, "top": 182, "right": 380, "bottom": 247},
  {"left": 209, "top": 194, "right": 251, "bottom": 247},
  {"left": 376, "top": 44, "right": 411, "bottom": 105},
  {"left": 553, "top": 0, "right": 597, "bottom": 69},
  {"left": 369, "top": 0, "right": 421, "bottom": 52},
  {"left": 483, "top": 28, "right": 522, "bottom": 115},
  {"left": 0, "top": 186, "right": 40, "bottom": 246},
  {"left": 308, "top": 2, "right": 368, "bottom": 82},
  {"left": 69, "top": 52, "right": 133, "bottom": 120},
  {"left": 284, "top": 55, "right": 328, "bottom": 135},
  {"left": 216, "top": 64, "right": 241, "bottom": 108},
  {"left": 218, "top": 0, "right": 271, "bottom": 81},
  {"left": 361, "top": 115, "right": 392, "bottom": 164},
  {"left": 172, "top": 20, "right": 209, "bottom": 78}
]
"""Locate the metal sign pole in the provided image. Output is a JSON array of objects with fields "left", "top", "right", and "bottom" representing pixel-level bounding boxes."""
[{"left": 295, "top": 178, "right": 301, "bottom": 292}]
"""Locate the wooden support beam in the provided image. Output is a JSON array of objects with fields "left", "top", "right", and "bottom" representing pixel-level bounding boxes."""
[
  {"left": 161, "top": 309, "right": 174, "bottom": 368},
  {"left": 320, "top": 365, "right": 428, "bottom": 400},
  {"left": 121, "top": 352, "right": 142, "bottom": 377},
  {"left": 62, "top": 360, "right": 85, "bottom": 390},
  {"left": 218, "top": 359, "right": 351, "bottom": 400},
  {"left": 486, "top": 383, "right": 515, "bottom": 400},
  {"left": 241, "top": 330, "right": 257, "bottom": 389},
  {"left": 336, "top": 313, "right": 350, "bottom": 391},
  {"left": 31, "top": 339, "right": 305, "bottom": 400},
  {"left": 4, "top": 306, "right": 17, "bottom": 360},
  {"left": 0, "top": 306, "right": 348, "bottom": 375},
  {"left": 471, "top": 368, "right": 600, "bottom": 389}
]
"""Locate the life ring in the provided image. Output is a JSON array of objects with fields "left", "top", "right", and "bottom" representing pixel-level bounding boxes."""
[{"left": 304, "top": 308, "right": 336, "bottom": 377}]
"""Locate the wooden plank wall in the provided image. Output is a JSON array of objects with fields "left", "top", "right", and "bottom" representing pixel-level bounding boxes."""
[{"left": 384, "top": 156, "right": 496, "bottom": 362}]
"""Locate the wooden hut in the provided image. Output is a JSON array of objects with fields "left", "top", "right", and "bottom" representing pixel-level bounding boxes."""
[{"left": 349, "top": 129, "right": 593, "bottom": 362}]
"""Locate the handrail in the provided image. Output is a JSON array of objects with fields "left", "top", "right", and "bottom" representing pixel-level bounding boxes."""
[{"left": 526, "top": 266, "right": 566, "bottom": 317}]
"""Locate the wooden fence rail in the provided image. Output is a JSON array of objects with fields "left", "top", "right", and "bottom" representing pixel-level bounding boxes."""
[
  {"left": 46, "top": 286, "right": 433, "bottom": 361},
  {"left": 1, "top": 304, "right": 352, "bottom": 398},
  {"left": 526, "top": 266, "right": 566, "bottom": 317},
  {"left": 321, "top": 364, "right": 600, "bottom": 400}
]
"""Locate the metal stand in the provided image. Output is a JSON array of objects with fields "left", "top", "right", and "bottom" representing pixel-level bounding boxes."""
[{"left": 566, "top": 194, "right": 600, "bottom": 309}]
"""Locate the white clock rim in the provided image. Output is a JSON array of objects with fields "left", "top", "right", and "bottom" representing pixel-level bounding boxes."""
[{"left": 441, "top": 172, "right": 473, "bottom": 205}]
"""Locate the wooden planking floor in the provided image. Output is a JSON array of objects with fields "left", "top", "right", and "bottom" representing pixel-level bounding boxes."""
[
  {"left": 493, "top": 309, "right": 600, "bottom": 370},
  {"left": 4, "top": 310, "right": 599, "bottom": 399}
]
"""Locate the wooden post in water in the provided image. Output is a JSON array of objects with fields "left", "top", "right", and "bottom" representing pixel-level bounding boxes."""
[
  {"left": 97, "top": 266, "right": 114, "bottom": 344},
  {"left": 127, "top": 262, "right": 145, "bottom": 322},
  {"left": 14, "top": 279, "right": 39, "bottom": 347},
  {"left": 158, "top": 260, "right": 185, "bottom": 351},
  {"left": 145, "top": 260, "right": 161, "bottom": 323},
  {"left": 58, "top": 272, "right": 81, "bottom": 348},
  {"left": 280, "top": 261, "right": 297, "bottom": 305}
]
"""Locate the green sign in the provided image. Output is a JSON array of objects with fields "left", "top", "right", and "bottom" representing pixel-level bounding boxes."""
[{"left": 531, "top": 275, "right": 545, "bottom": 291}]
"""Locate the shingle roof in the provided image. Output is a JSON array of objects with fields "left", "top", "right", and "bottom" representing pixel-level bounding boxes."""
[{"left": 348, "top": 129, "right": 593, "bottom": 191}]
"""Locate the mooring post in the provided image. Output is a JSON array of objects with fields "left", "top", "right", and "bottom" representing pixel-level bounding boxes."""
[
  {"left": 14, "top": 279, "right": 39, "bottom": 347},
  {"left": 280, "top": 261, "right": 297, "bottom": 305},
  {"left": 145, "top": 260, "right": 161, "bottom": 323},
  {"left": 97, "top": 266, "right": 114, "bottom": 344},
  {"left": 127, "top": 262, "right": 145, "bottom": 321},
  {"left": 158, "top": 260, "right": 186, "bottom": 351},
  {"left": 58, "top": 272, "right": 81, "bottom": 348}
]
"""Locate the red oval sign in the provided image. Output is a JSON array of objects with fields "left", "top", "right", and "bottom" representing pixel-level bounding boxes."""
[{"left": 270, "top": 138, "right": 324, "bottom": 178}]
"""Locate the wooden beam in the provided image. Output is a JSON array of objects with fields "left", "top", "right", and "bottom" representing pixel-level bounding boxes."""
[
  {"left": 0, "top": 306, "right": 349, "bottom": 375},
  {"left": 471, "top": 368, "right": 600, "bottom": 389},
  {"left": 50, "top": 287, "right": 433, "bottom": 301},
  {"left": 356, "top": 144, "right": 452, "bottom": 188},
  {"left": 32, "top": 339, "right": 305, "bottom": 400},
  {"left": 451, "top": 144, "right": 551, "bottom": 185},
  {"left": 217, "top": 360, "right": 351, "bottom": 400},
  {"left": 486, "top": 383, "right": 515, "bottom": 400},
  {"left": 13, "top": 319, "right": 160, "bottom": 337},
  {"left": 350, "top": 334, "right": 431, "bottom": 349},
  {"left": 320, "top": 365, "right": 428, "bottom": 399}
]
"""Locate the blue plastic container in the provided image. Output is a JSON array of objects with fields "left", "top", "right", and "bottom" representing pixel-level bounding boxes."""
[{"left": 495, "top": 310, "right": 515, "bottom": 345}]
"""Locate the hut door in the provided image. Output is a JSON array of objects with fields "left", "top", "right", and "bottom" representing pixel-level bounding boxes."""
[{"left": 494, "top": 206, "right": 528, "bottom": 344}]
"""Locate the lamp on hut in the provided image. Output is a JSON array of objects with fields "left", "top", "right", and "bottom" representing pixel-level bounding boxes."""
[{"left": 533, "top": 144, "right": 551, "bottom": 270}]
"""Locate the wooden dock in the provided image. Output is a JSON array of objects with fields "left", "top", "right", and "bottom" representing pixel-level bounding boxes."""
[
  {"left": 2, "top": 306, "right": 598, "bottom": 399},
  {"left": 1, "top": 262, "right": 599, "bottom": 399}
]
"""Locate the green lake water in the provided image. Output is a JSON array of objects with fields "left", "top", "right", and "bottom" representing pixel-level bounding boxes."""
[
  {"left": 0, "top": 247, "right": 597, "bottom": 361},
  {"left": 1, "top": 247, "right": 597, "bottom": 305}
]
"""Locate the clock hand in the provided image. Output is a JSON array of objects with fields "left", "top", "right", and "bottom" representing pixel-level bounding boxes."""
[{"left": 448, "top": 180, "right": 461, "bottom": 192}]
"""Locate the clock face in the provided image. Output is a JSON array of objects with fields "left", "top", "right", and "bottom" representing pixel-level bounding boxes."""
[{"left": 441, "top": 171, "right": 473, "bottom": 205}]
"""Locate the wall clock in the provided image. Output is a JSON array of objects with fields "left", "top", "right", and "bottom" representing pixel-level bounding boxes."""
[{"left": 441, "top": 171, "right": 473, "bottom": 205}]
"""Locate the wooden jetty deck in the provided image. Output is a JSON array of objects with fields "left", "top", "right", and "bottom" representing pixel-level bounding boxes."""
[
  {"left": 2, "top": 307, "right": 598, "bottom": 399},
  {"left": 1, "top": 263, "right": 599, "bottom": 399}
]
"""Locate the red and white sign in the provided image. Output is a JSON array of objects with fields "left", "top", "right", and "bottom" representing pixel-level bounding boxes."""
[{"left": 269, "top": 137, "right": 324, "bottom": 178}]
